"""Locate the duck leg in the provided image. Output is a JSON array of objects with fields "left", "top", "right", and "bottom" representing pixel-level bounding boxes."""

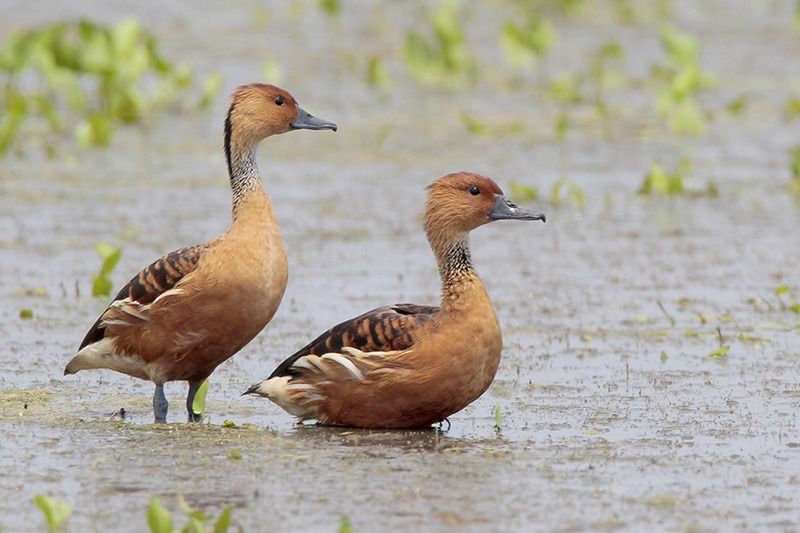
[
  {"left": 186, "top": 380, "right": 203, "bottom": 422},
  {"left": 153, "top": 384, "right": 168, "bottom": 423}
]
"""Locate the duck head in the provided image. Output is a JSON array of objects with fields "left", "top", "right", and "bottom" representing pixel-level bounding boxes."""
[
  {"left": 424, "top": 172, "right": 545, "bottom": 246},
  {"left": 226, "top": 84, "right": 336, "bottom": 151}
]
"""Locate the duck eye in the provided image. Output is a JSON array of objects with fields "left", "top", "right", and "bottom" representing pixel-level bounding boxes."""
[
  {"left": 274, "top": 96, "right": 285, "bottom": 106},
  {"left": 468, "top": 185, "right": 480, "bottom": 196}
]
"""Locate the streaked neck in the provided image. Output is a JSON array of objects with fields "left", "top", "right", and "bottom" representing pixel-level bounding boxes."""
[
  {"left": 229, "top": 147, "right": 265, "bottom": 219},
  {"left": 435, "top": 237, "right": 482, "bottom": 307}
]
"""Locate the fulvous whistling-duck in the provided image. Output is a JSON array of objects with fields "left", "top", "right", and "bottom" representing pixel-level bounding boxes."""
[
  {"left": 245, "top": 172, "right": 545, "bottom": 429},
  {"left": 65, "top": 84, "right": 337, "bottom": 423}
]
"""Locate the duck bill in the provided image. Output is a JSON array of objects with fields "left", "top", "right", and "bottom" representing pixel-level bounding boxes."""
[
  {"left": 489, "top": 195, "right": 546, "bottom": 222},
  {"left": 291, "top": 107, "right": 337, "bottom": 131}
]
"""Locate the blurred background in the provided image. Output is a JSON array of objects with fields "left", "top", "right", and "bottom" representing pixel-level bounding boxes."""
[{"left": 1, "top": 1, "right": 799, "bottom": 531}]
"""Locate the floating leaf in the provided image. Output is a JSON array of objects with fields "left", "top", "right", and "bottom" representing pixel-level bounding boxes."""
[
  {"left": 227, "top": 449, "right": 242, "bottom": 460},
  {"left": 19, "top": 308, "right": 33, "bottom": 319},
  {"left": 493, "top": 405, "right": 503, "bottom": 430}
]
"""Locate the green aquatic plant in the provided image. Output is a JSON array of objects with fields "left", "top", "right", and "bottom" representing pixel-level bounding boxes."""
[
  {"left": 494, "top": 405, "right": 503, "bottom": 431},
  {"left": 147, "top": 495, "right": 232, "bottom": 533},
  {"left": 501, "top": 14, "right": 555, "bottom": 68},
  {"left": 509, "top": 181, "right": 539, "bottom": 202},
  {"left": 460, "top": 111, "right": 523, "bottom": 136},
  {"left": 519, "top": 0, "right": 586, "bottom": 15},
  {"left": 786, "top": 96, "right": 800, "bottom": 121},
  {"left": 403, "top": 0, "right": 476, "bottom": 88},
  {"left": 147, "top": 496, "right": 174, "bottom": 533},
  {"left": 262, "top": 58, "right": 282, "bottom": 84},
  {"left": 708, "top": 345, "right": 729, "bottom": 358},
  {"left": 191, "top": 380, "right": 209, "bottom": 419},
  {"left": 652, "top": 26, "right": 715, "bottom": 135},
  {"left": 554, "top": 111, "right": 569, "bottom": 140},
  {"left": 775, "top": 285, "right": 800, "bottom": 314},
  {"left": 33, "top": 495, "right": 71, "bottom": 532},
  {"left": 550, "top": 178, "right": 586, "bottom": 207},
  {"left": 318, "top": 0, "right": 341, "bottom": 17},
  {"left": 613, "top": 0, "right": 673, "bottom": 24},
  {"left": 366, "top": 56, "right": 392, "bottom": 90},
  {"left": 92, "top": 242, "right": 122, "bottom": 297},
  {"left": 541, "top": 41, "right": 624, "bottom": 129},
  {"left": 639, "top": 162, "right": 686, "bottom": 196},
  {"left": 638, "top": 159, "right": 718, "bottom": 198},
  {"left": 790, "top": 146, "right": 800, "bottom": 195},
  {"left": 19, "top": 308, "right": 33, "bottom": 319},
  {"left": 547, "top": 74, "right": 583, "bottom": 103},
  {"left": 726, "top": 93, "right": 748, "bottom": 116},
  {"left": 588, "top": 41, "right": 625, "bottom": 100},
  {"left": 338, "top": 515, "right": 354, "bottom": 533},
  {"left": 796, "top": 0, "right": 800, "bottom": 32},
  {"left": 0, "top": 19, "right": 220, "bottom": 157}
]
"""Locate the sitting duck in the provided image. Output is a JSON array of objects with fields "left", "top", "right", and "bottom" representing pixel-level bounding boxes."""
[
  {"left": 245, "top": 172, "right": 545, "bottom": 429},
  {"left": 65, "top": 84, "right": 337, "bottom": 423}
]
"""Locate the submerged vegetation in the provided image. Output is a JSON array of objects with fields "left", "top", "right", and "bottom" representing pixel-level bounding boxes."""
[{"left": 0, "top": 19, "right": 220, "bottom": 157}]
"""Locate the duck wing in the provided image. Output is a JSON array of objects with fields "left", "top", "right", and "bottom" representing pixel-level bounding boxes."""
[
  {"left": 78, "top": 243, "right": 211, "bottom": 349},
  {"left": 268, "top": 303, "right": 438, "bottom": 379}
]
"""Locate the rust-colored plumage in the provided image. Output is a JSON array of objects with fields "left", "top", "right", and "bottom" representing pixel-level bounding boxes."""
[
  {"left": 65, "top": 84, "right": 336, "bottom": 423},
  {"left": 246, "top": 172, "right": 545, "bottom": 429}
]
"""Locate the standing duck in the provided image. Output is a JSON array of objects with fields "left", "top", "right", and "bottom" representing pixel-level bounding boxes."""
[
  {"left": 245, "top": 172, "right": 545, "bottom": 429},
  {"left": 65, "top": 84, "right": 337, "bottom": 423}
]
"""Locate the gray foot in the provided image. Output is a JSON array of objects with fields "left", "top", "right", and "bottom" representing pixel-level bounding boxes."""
[
  {"left": 186, "top": 380, "right": 203, "bottom": 422},
  {"left": 153, "top": 384, "right": 168, "bottom": 423}
]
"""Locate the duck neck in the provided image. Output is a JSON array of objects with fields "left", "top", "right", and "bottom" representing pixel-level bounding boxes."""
[
  {"left": 225, "top": 115, "right": 266, "bottom": 221},
  {"left": 435, "top": 236, "right": 481, "bottom": 309}
]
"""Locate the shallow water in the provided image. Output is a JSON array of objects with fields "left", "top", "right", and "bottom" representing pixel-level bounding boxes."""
[{"left": 1, "top": 0, "right": 800, "bottom": 531}]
